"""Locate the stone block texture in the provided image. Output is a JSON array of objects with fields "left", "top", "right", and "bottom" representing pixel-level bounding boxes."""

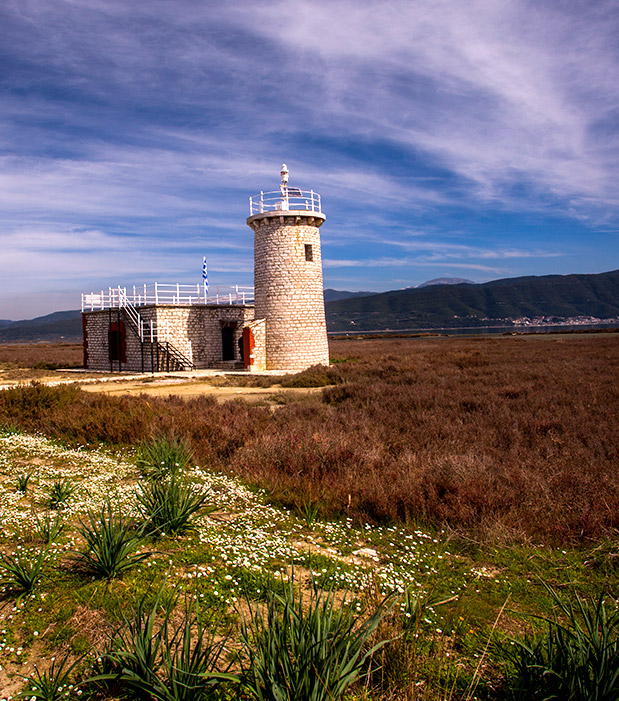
[
  {"left": 83, "top": 305, "right": 254, "bottom": 372},
  {"left": 248, "top": 211, "right": 330, "bottom": 372}
]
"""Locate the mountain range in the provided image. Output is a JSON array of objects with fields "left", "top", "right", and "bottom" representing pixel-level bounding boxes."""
[
  {"left": 326, "top": 269, "right": 619, "bottom": 331},
  {"left": 417, "top": 277, "right": 474, "bottom": 288},
  {"left": 0, "top": 270, "right": 617, "bottom": 342},
  {"left": 0, "top": 310, "right": 84, "bottom": 343},
  {"left": 323, "top": 289, "right": 375, "bottom": 302}
]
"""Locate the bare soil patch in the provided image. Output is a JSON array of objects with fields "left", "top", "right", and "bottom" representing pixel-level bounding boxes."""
[{"left": 79, "top": 378, "right": 323, "bottom": 404}]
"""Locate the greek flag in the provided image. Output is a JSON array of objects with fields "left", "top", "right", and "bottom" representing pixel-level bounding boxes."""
[{"left": 202, "top": 257, "right": 208, "bottom": 294}]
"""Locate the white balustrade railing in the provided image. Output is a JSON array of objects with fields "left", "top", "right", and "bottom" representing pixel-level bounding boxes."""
[
  {"left": 115, "top": 288, "right": 167, "bottom": 343},
  {"left": 143, "top": 319, "right": 170, "bottom": 344},
  {"left": 249, "top": 188, "right": 321, "bottom": 215},
  {"left": 81, "top": 283, "right": 254, "bottom": 312}
]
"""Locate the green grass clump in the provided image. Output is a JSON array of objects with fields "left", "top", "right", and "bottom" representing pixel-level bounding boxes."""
[
  {"left": 16, "top": 654, "right": 81, "bottom": 700},
  {"left": 15, "top": 471, "right": 33, "bottom": 493},
  {"left": 232, "top": 566, "right": 288, "bottom": 602},
  {"left": 240, "top": 578, "right": 393, "bottom": 701},
  {"left": 133, "top": 436, "right": 210, "bottom": 537},
  {"left": 0, "top": 421, "right": 22, "bottom": 436},
  {"left": 0, "top": 547, "right": 49, "bottom": 603},
  {"left": 76, "top": 499, "right": 151, "bottom": 580},
  {"left": 89, "top": 588, "right": 236, "bottom": 699},
  {"left": 43, "top": 478, "right": 76, "bottom": 510},
  {"left": 33, "top": 510, "right": 66, "bottom": 544},
  {"left": 498, "top": 584, "right": 619, "bottom": 699},
  {"left": 136, "top": 436, "right": 193, "bottom": 479},
  {"left": 137, "top": 474, "right": 214, "bottom": 536}
]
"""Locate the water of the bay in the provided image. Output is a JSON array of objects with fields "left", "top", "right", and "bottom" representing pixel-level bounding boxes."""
[{"left": 330, "top": 322, "right": 619, "bottom": 338}]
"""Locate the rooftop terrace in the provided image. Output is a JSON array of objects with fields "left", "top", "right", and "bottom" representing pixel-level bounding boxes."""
[{"left": 81, "top": 283, "right": 254, "bottom": 312}]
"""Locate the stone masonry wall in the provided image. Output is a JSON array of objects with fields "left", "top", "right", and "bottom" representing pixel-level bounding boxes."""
[
  {"left": 249, "top": 212, "right": 330, "bottom": 371},
  {"left": 154, "top": 305, "right": 254, "bottom": 368},
  {"left": 82, "top": 308, "right": 153, "bottom": 372},
  {"left": 82, "top": 310, "right": 109, "bottom": 370},
  {"left": 83, "top": 305, "right": 254, "bottom": 371}
]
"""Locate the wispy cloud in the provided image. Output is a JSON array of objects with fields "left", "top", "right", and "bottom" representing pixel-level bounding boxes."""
[
  {"left": 243, "top": 0, "right": 619, "bottom": 210},
  {"left": 324, "top": 256, "right": 507, "bottom": 274}
]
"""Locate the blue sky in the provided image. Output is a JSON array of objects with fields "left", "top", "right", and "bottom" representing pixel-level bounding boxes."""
[{"left": 1, "top": 0, "right": 618, "bottom": 319}]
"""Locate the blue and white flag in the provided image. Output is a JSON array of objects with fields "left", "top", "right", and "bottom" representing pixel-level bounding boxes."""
[{"left": 202, "top": 257, "right": 208, "bottom": 294}]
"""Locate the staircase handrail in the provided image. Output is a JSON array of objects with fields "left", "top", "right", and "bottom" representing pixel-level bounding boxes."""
[
  {"left": 161, "top": 341, "right": 195, "bottom": 370},
  {"left": 117, "top": 287, "right": 145, "bottom": 341},
  {"left": 116, "top": 287, "right": 194, "bottom": 370}
]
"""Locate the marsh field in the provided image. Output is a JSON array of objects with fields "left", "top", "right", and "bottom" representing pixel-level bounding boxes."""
[{"left": 0, "top": 333, "right": 618, "bottom": 699}]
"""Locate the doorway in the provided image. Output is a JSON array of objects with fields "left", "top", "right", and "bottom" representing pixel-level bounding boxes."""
[
  {"left": 108, "top": 321, "right": 126, "bottom": 364},
  {"left": 221, "top": 323, "right": 236, "bottom": 360}
]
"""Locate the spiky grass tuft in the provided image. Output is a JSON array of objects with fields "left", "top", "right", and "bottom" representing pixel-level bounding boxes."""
[
  {"left": 76, "top": 499, "right": 150, "bottom": 580},
  {"left": 240, "top": 577, "right": 394, "bottom": 701}
]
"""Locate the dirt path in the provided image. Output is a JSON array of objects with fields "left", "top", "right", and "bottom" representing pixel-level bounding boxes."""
[{"left": 79, "top": 379, "right": 322, "bottom": 403}]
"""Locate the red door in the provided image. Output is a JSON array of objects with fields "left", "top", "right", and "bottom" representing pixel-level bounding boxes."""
[{"left": 242, "top": 327, "right": 255, "bottom": 369}]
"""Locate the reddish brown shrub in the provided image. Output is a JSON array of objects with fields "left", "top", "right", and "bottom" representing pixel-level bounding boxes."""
[
  {"left": 1, "top": 334, "right": 618, "bottom": 542},
  {"left": 232, "top": 335, "right": 619, "bottom": 541}
]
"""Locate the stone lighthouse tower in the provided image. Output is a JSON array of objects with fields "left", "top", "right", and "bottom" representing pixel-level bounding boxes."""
[{"left": 247, "top": 164, "right": 330, "bottom": 371}]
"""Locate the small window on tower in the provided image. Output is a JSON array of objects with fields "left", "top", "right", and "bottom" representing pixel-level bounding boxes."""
[{"left": 304, "top": 244, "right": 313, "bottom": 262}]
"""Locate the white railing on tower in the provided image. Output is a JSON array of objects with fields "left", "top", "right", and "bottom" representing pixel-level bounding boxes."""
[
  {"left": 249, "top": 188, "right": 321, "bottom": 215},
  {"left": 81, "top": 283, "right": 254, "bottom": 312}
]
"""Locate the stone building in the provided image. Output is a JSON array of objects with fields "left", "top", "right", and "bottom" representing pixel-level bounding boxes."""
[{"left": 81, "top": 165, "right": 330, "bottom": 373}]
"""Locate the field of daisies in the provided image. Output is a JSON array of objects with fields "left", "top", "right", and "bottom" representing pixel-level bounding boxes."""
[{"left": 0, "top": 428, "right": 617, "bottom": 700}]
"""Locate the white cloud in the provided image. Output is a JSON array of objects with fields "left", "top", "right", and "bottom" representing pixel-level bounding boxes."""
[
  {"left": 323, "top": 256, "right": 505, "bottom": 275},
  {"left": 241, "top": 0, "right": 619, "bottom": 211},
  {"left": 0, "top": 222, "right": 253, "bottom": 317}
]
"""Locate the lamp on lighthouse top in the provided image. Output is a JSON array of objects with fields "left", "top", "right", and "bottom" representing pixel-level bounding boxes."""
[
  {"left": 279, "top": 163, "right": 289, "bottom": 210},
  {"left": 248, "top": 164, "right": 323, "bottom": 216}
]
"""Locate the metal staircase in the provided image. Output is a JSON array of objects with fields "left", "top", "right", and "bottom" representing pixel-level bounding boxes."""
[{"left": 117, "top": 288, "right": 194, "bottom": 372}]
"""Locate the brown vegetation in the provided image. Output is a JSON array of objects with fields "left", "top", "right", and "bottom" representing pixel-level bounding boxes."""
[
  {"left": 1, "top": 334, "right": 618, "bottom": 543},
  {"left": 0, "top": 342, "right": 83, "bottom": 369}
]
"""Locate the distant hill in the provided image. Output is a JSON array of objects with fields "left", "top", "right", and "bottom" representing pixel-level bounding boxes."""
[
  {"left": 0, "top": 310, "right": 82, "bottom": 343},
  {"left": 418, "top": 277, "right": 474, "bottom": 288},
  {"left": 325, "top": 269, "right": 619, "bottom": 332},
  {"left": 323, "top": 289, "right": 375, "bottom": 302}
]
